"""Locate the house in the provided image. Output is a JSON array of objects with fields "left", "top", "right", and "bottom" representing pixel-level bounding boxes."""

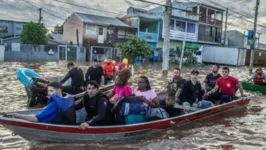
[
  {"left": 63, "top": 12, "right": 137, "bottom": 62},
  {"left": 121, "top": 7, "right": 161, "bottom": 61},
  {"left": 147, "top": 1, "right": 200, "bottom": 55},
  {"left": 0, "top": 19, "right": 26, "bottom": 38}
]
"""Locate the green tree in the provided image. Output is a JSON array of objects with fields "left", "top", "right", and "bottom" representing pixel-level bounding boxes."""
[
  {"left": 115, "top": 34, "right": 151, "bottom": 63},
  {"left": 20, "top": 22, "right": 48, "bottom": 48},
  {"left": 53, "top": 24, "right": 63, "bottom": 34}
]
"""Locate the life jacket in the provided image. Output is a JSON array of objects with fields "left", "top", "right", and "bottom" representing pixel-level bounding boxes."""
[
  {"left": 82, "top": 92, "right": 113, "bottom": 125},
  {"left": 118, "top": 63, "right": 129, "bottom": 72},
  {"left": 253, "top": 73, "right": 264, "bottom": 85},
  {"left": 49, "top": 95, "right": 76, "bottom": 125},
  {"left": 16, "top": 68, "right": 40, "bottom": 87},
  {"left": 102, "top": 60, "right": 116, "bottom": 76}
]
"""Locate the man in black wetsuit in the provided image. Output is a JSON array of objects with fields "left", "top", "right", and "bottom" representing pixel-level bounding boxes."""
[
  {"left": 60, "top": 62, "right": 85, "bottom": 95},
  {"left": 77, "top": 81, "right": 113, "bottom": 129},
  {"left": 85, "top": 59, "right": 104, "bottom": 85}
]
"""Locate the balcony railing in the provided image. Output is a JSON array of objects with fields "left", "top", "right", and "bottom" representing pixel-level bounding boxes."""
[
  {"left": 169, "top": 30, "right": 197, "bottom": 42},
  {"left": 199, "top": 17, "right": 223, "bottom": 26},
  {"left": 138, "top": 32, "right": 158, "bottom": 43}
]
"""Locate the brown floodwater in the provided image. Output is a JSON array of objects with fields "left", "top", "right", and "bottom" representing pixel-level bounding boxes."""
[{"left": 0, "top": 61, "right": 265, "bottom": 150}]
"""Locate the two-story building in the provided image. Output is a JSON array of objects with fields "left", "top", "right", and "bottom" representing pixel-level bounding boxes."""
[
  {"left": 63, "top": 12, "right": 136, "bottom": 62},
  {"left": 138, "top": 1, "right": 224, "bottom": 61},
  {"left": 121, "top": 7, "right": 161, "bottom": 61}
]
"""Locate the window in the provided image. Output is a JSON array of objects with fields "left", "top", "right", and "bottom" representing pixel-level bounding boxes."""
[
  {"left": 208, "top": 9, "right": 215, "bottom": 19},
  {"left": 187, "top": 23, "right": 196, "bottom": 33},
  {"left": 118, "top": 29, "right": 126, "bottom": 38},
  {"left": 216, "top": 12, "right": 222, "bottom": 21},
  {"left": 186, "top": 6, "right": 197, "bottom": 16},
  {"left": 171, "top": 19, "right": 175, "bottom": 30},
  {"left": 199, "top": 7, "right": 207, "bottom": 22},
  {"left": 175, "top": 21, "right": 185, "bottom": 32},
  {"left": 86, "top": 25, "right": 96, "bottom": 36},
  {"left": 16, "top": 27, "right": 21, "bottom": 31},
  {"left": 98, "top": 27, "right": 104, "bottom": 36},
  {"left": 0, "top": 26, "right": 8, "bottom": 33}
]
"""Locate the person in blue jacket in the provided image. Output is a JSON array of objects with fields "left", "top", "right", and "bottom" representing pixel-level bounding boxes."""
[{"left": 9, "top": 82, "right": 76, "bottom": 125}]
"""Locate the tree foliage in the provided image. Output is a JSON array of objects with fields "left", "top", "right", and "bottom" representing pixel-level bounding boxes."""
[
  {"left": 115, "top": 34, "right": 151, "bottom": 62},
  {"left": 53, "top": 24, "right": 63, "bottom": 34},
  {"left": 20, "top": 21, "right": 48, "bottom": 46}
]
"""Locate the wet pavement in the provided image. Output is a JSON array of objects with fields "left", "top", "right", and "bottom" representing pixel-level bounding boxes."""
[{"left": 0, "top": 61, "right": 265, "bottom": 150}]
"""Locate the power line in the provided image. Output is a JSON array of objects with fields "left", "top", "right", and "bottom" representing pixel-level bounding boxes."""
[{"left": 51, "top": 0, "right": 124, "bottom": 16}]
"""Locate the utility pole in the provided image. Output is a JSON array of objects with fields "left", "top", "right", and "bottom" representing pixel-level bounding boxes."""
[
  {"left": 76, "top": 29, "right": 79, "bottom": 46},
  {"left": 223, "top": 8, "right": 228, "bottom": 45},
  {"left": 38, "top": 8, "right": 42, "bottom": 23},
  {"left": 162, "top": 0, "right": 172, "bottom": 72},
  {"left": 249, "top": 0, "right": 260, "bottom": 75}
]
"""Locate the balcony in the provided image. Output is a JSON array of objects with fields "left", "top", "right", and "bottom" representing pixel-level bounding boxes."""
[
  {"left": 137, "top": 32, "right": 158, "bottom": 43},
  {"left": 199, "top": 17, "right": 223, "bottom": 26},
  {"left": 169, "top": 30, "right": 197, "bottom": 42}
]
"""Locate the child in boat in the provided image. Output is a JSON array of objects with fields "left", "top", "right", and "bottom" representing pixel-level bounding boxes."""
[{"left": 109, "top": 68, "right": 132, "bottom": 103}]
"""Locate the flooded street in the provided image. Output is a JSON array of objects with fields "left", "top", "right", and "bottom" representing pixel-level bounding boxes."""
[{"left": 0, "top": 61, "right": 265, "bottom": 150}]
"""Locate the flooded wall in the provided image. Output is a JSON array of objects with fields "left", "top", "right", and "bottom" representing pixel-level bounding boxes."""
[{"left": 5, "top": 45, "right": 59, "bottom": 62}]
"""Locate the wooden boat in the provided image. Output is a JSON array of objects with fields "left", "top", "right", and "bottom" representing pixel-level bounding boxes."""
[
  {"left": 241, "top": 81, "right": 266, "bottom": 95},
  {"left": 0, "top": 96, "right": 251, "bottom": 142}
]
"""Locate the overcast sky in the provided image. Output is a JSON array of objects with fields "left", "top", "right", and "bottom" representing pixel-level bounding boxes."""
[{"left": 1, "top": 0, "right": 265, "bottom": 43}]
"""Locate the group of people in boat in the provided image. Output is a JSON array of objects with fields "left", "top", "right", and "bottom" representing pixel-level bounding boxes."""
[{"left": 11, "top": 61, "right": 258, "bottom": 128}]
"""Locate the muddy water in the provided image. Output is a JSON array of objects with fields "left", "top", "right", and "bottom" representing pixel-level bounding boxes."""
[{"left": 0, "top": 62, "right": 265, "bottom": 150}]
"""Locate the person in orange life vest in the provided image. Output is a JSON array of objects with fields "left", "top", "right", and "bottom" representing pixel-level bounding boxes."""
[
  {"left": 118, "top": 58, "right": 129, "bottom": 72},
  {"left": 102, "top": 58, "right": 116, "bottom": 85},
  {"left": 248, "top": 68, "right": 266, "bottom": 86}
]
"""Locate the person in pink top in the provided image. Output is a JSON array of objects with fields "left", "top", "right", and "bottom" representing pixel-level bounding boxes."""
[
  {"left": 134, "top": 76, "right": 160, "bottom": 108},
  {"left": 110, "top": 69, "right": 132, "bottom": 103}
]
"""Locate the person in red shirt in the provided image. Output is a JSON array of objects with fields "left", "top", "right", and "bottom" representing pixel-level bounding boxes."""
[{"left": 207, "top": 66, "right": 244, "bottom": 104}]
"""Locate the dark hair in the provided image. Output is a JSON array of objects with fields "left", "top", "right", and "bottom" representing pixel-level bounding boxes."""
[
  {"left": 139, "top": 76, "right": 151, "bottom": 90},
  {"left": 48, "top": 82, "right": 62, "bottom": 89},
  {"left": 117, "top": 68, "right": 131, "bottom": 85},
  {"left": 93, "top": 59, "right": 98, "bottom": 62},
  {"left": 67, "top": 62, "right": 75, "bottom": 68},
  {"left": 222, "top": 66, "right": 230, "bottom": 72},
  {"left": 174, "top": 68, "right": 181, "bottom": 72},
  {"left": 87, "top": 80, "right": 99, "bottom": 89},
  {"left": 191, "top": 69, "right": 199, "bottom": 75},
  {"left": 213, "top": 64, "right": 220, "bottom": 69}
]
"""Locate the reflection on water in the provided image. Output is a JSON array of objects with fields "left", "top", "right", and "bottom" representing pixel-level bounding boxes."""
[{"left": 0, "top": 61, "right": 265, "bottom": 150}]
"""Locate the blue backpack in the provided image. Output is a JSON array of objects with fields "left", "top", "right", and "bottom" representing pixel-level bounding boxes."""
[{"left": 118, "top": 96, "right": 147, "bottom": 116}]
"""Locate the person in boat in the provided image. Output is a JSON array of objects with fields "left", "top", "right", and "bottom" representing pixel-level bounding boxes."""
[
  {"left": 207, "top": 67, "right": 245, "bottom": 104},
  {"left": 17, "top": 68, "right": 49, "bottom": 106},
  {"left": 167, "top": 68, "right": 186, "bottom": 104},
  {"left": 102, "top": 58, "right": 116, "bottom": 85},
  {"left": 125, "top": 76, "right": 160, "bottom": 123},
  {"left": 247, "top": 68, "right": 266, "bottom": 86},
  {"left": 85, "top": 59, "right": 104, "bottom": 86},
  {"left": 180, "top": 70, "right": 213, "bottom": 109},
  {"left": 118, "top": 58, "right": 129, "bottom": 72},
  {"left": 8, "top": 82, "right": 76, "bottom": 125},
  {"left": 134, "top": 76, "right": 160, "bottom": 108},
  {"left": 77, "top": 81, "right": 113, "bottom": 129},
  {"left": 60, "top": 62, "right": 85, "bottom": 95},
  {"left": 109, "top": 68, "right": 132, "bottom": 104},
  {"left": 203, "top": 65, "right": 222, "bottom": 102}
]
